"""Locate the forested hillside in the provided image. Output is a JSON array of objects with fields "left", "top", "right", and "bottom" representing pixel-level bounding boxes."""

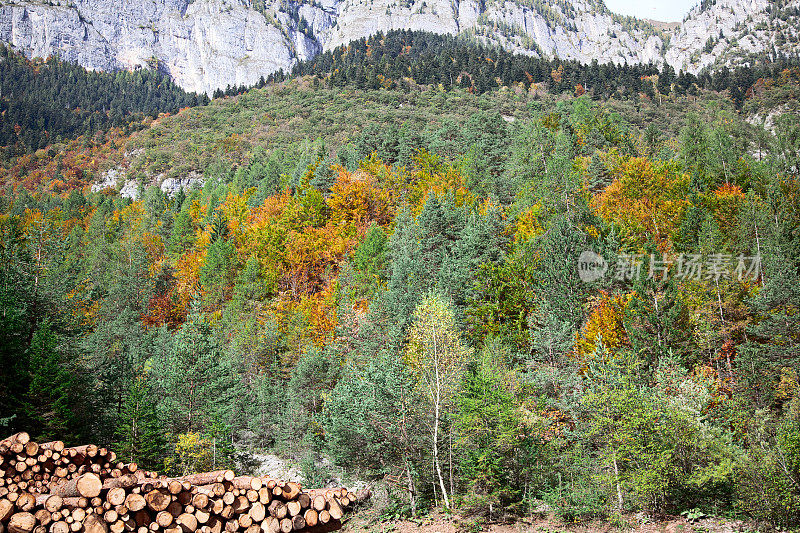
[
  {"left": 285, "top": 30, "right": 796, "bottom": 106},
  {"left": 2, "top": 46, "right": 800, "bottom": 528},
  {"left": 1, "top": 28, "right": 794, "bottom": 168},
  {"left": 0, "top": 45, "right": 206, "bottom": 158}
]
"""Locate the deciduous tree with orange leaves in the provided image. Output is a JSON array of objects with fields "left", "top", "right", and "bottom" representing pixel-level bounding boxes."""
[{"left": 593, "top": 156, "right": 690, "bottom": 252}]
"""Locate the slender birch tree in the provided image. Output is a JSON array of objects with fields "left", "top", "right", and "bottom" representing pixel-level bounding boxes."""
[{"left": 404, "top": 293, "right": 471, "bottom": 508}]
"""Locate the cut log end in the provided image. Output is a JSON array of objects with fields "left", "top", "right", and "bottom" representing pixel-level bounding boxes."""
[{"left": 9, "top": 512, "right": 37, "bottom": 533}]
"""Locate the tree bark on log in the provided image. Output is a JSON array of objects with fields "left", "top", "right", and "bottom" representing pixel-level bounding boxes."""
[
  {"left": 38, "top": 444, "right": 63, "bottom": 454},
  {"left": 2, "top": 434, "right": 31, "bottom": 447},
  {"left": 52, "top": 475, "right": 102, "bottom": 499},
  {"left": 34, "top": 496, "right": 62, "bottom": 514}
]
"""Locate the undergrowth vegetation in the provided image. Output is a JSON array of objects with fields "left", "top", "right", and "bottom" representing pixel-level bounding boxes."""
[{"left": 2, "top": 43, "right": 800, "bottom": 528}]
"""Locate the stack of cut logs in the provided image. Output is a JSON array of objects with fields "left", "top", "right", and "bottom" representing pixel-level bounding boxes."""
[{"left": 1, "top": 433, "right": 367, "bottom": 533}]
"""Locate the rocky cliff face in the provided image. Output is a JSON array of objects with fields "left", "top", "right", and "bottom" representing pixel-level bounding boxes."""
[
  {"left": 318, "top": 0, "right": 665, "bottom": 66},
  {"left": 666, "top": 0, "right": 800, "bottom": 74},
  {"left": 0, "top": 0, "right": 324, "bottom": 93},
  {"left": 0, "top": 0, "right": 797, "bottom": 94}
]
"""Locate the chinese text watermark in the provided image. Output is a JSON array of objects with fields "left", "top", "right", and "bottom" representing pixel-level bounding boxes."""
[{"left": 579, "top": 252, "right": 761, "bottom": 283}]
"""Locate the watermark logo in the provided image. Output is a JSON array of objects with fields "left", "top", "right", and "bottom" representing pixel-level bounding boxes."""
[
  {"left": 577, "top": 252, "right": 762, "bottom": 283},
  {"left": 578, "top": 250, "right": 608, "bottom": 283}
]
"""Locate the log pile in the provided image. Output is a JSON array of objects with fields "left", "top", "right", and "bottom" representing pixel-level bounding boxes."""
[{"left": 1, "top": 433, "right": 368, "bottom": 533}]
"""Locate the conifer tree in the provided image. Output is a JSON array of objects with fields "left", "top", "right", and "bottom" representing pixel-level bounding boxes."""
[
  {"left": 151, "top": 302, "right": 239, "bottom": 437},
  {"left": 322, "top": 349, "right": 425, "bottom": 514},
  {"left": 115, "top": 371, "right": 166, "bottom": 468},
  {"left": 386, "top": 207, "right": 423, "bottom": 338},
  {"left": 25, "top": 321, "right": 77, "bottom": 440}
]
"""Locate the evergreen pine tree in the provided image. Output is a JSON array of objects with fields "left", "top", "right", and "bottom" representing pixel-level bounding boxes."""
[
  {"left": 25, "top": 321, "right": 77, "bottom": 441},
  {"left": 151, "top": 301, "right": 240, "bottom": 437},
  {"left": 115, "top": 371, "right": 167, "bottom": 468}
]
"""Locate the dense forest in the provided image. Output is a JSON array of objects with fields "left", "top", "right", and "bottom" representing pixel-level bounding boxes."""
[
  {"left": 211, "top": 30, "right": 800, "bottom": 109},
  {"left": 2, "top": 33, "right": 800, "bottom": 529},
  {"left": 0, "top": 44, "right": 206, "bottom": 158},
  {"left": 282, "top": 30, "right": 800, "bottom": 107}
]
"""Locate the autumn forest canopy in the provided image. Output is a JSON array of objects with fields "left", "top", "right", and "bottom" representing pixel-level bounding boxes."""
[{"left": 2, "top": 30, "right": 800, "bottom": 527}]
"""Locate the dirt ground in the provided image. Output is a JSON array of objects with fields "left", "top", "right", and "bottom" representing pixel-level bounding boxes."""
[{"left": 341, "top": 511, "right": 756, "bottom": 533}]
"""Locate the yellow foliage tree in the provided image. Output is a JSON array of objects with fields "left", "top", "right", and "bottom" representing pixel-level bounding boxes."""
[
  {"left": 409, "top": 150, "right": 475, "bottom": 212},
  {"left": 707, "top": 183, "right": 745, "bottom": 237},
  {"left": 283, "top": 223, "right": 353, "bottom": 298},
  {"left": 575, "top": 292, "right": 632, "bottom": 365},
  {"left": 219, "top": 190, "right": 253, "bottom": 250},
  {"left": 171, "top": 431, "right": 215, "bottom": 475},
  {"left": 593, "top": 156, "right": 690, "bottom": 252},
  {"left": 326, "top": 166, "right": 394, "bottom": 231}
]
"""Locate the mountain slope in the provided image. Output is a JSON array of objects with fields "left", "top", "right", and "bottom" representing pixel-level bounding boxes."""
[
  {"left": 0, "top": 0, "right": 796, "bottom": 93},
  {"left": 666, "top": 0, "right": 800, "bottom": 74},
  {"left": 0, "top": 44, "right": 203, "bottom": 155}
]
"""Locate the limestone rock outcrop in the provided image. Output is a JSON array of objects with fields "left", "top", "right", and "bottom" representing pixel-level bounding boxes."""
[{"left": 0, "top": 0, "right": 797, "bottom": 93}]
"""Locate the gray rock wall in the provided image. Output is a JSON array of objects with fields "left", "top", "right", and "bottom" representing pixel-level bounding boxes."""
[{"left": 0, "top": 0, "right": 796, "bottom": 94}]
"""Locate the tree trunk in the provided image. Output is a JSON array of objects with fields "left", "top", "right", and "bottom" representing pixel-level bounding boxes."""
[
  {"left": 448, "top": 428, "right": 454, "bottom": 501},
  {"left": 52, "top": 474, "right": 102, "bottom": 499},
  {"left": 431, "top": 326, "right": 450, "bottom": 510},
  {"left": 404, "top": 457, "right": 416, "bottom": 517},
  {"left": 612, "top": 453, "right": 623, "bottom": 511}
]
